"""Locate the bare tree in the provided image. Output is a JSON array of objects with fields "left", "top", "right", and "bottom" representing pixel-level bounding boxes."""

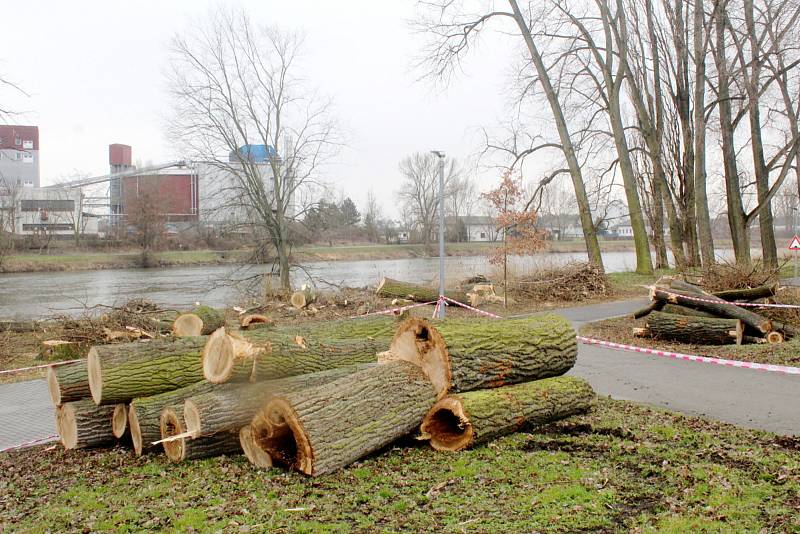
[
  {"left": 397, "top": 152, "right": 461, "bottom": 249},
  {"left": 416, "top": 0, "right": 606, "bottom": 272},
  {"left": 167, "top": 7, "right": 339, "bottom": 290},
  {"left": 362, "top": 189, "right": 381, "bottom": 243}
]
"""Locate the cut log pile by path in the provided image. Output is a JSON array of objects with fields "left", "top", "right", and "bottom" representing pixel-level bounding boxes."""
[
  {"left": 46, "top": 301, "right": 593, "bottom": 476},
  {"left": 632, "top": 277, "right": 790, "bottom": 345}
]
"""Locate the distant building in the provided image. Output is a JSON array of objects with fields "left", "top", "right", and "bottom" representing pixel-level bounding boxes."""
[
  {"left": 460, "top": 216, "right": 501, "bottom": 242},
  {"left": 0, "top": 125, "right": 40, "bottom": 188},
  {"left": 0, "top": 185, "right": 97, "bottom": 236}
]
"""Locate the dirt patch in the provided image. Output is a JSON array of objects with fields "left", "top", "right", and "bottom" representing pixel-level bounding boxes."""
[{"left": 772, "top": 435, "right": 800, "bottom": 452}]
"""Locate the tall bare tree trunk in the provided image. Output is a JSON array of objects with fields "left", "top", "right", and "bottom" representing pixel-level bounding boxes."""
[
  {"left": 715, "top": 6, "right": 751, "bottom": 265},
  {"left": 693, "top": 0, "right": 716, "bottom": 266},
  {"left": 743, "top": 0, "right": 777, "bottom": 268},
  {"left": 508, "top": 0, "right": 605, "bottom": 273}
]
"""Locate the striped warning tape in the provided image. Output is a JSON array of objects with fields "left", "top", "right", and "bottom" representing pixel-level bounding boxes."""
[
  {"left": 577, "top": 335, "right": 800, "bottom": 375},
  {"left": 348, "top": 300, "right": 437, "bottom": 319},
  {"left": 0, "top": 434, "right": 59, "bottom": 454},
  {"left": 0, "top": 358, "right": 84, "bottom": 377}
]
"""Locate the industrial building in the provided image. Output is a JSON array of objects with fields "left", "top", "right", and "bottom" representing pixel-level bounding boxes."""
[{"left": 0, "top": 125, "right": 40, "bottom": 188}]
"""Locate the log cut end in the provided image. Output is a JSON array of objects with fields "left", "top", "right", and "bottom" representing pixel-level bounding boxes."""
[
  {"left": 173, "top": 313, "right": 204, "bottom": 337},
  {"left": 46, "top": 365, "right": 61, "bottom": 406},
  {"left": 202, "top": 328, "right": 236, "bottom": 383},
  {"left": 251, "top": 398, "right": 314, "bottom": 475},
  {"left": 384, "top": 318, "right": 451, "bottom": 398},
  {"left": 160, "top": 408, "right": 187, "bottom": 462},
  {"left": 87, "top": 347, "right": 103, "bottom": 405},
  {"left": 239, "top": 425, "right": 273, "bottom": 468},
  {"left": 767, "top": 331, "right": 784, "bottom": 344},
  {"left": 112, "top": 404, "right": 128, "bottom": 438},
  {"left": 129, "top": 405, "right": 144, "bottom": 456},
  {"left": 56, "top": 403, "right": 78, "bottom": 449},
  {"left": 419, "top": 396, "right": 472, "bottom": 452}
]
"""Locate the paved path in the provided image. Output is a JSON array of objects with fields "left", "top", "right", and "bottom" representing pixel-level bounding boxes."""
[{"left": 1, "top": 297, "right": 798, "bottom": 450}]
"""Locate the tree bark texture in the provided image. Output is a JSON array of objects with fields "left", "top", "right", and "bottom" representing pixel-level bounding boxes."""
[
  {"left": 419, "top": 376, "right": 595, "bottom": 451},
  {"left": 249, "top": 360, "right": 437, "bottom": 476},
  {"left": 128, "top": 382, "right": 218, "bottom": 456},
  {"left": 56, "top": 399, "right": 118, "bottom": 450},
  {"left": 184, "top": 364, "right": 372, "bottom": 436},
  {"left": 713, "top": 285, "right": 777, "bottom": 301},
  {"left": 173, "top": 306, "right": 225, "bottom": 337},
  {"left": 660, "top": 304, "right": 717, "bottom": 318},
  {"left": 637, "top": 311, "right": 743, "bottom": 345},
  {"left": 88, "top": 337, "right": 212, "bottom": 405},
  {"left": 651, "top": 287, "right": 772, "bottom": 333},
  {"left": 47, "top": 360, "right": 89, "bottom": 406},
  {"left": 386, "top": 314, "right": 576, "bottom": 396},
  {"left": 376, "top": 277, "right": 468, "bottom": 304}
]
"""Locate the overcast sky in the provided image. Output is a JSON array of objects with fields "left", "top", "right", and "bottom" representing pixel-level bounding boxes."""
[{"left": 0, "top": 0, "right": 523, "bottom": 217}]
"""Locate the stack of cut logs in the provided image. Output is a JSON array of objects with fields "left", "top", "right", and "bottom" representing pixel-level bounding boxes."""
[
  {"left": 46, "top": 300, "right": 594, "bottom": 476},
  {"left": 633, "top": 277, "right": 792, "bottom": 345}
]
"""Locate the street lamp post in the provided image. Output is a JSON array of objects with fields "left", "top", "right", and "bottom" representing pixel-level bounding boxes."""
[{"left": 432, "top": 150, "right": 446, "bottom": 318}]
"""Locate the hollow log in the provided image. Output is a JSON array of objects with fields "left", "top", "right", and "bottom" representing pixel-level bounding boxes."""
[
  {"left": 239, "top": 426, "right": 273, "bottom": 468},
  {"left": 128, "top": 382, "right": 219, "bottom": 456},
  {"left": 376, "top": 277, "right": 468, "bottom": 305},
  {"left": 88, "top": 336, "right": 235, "bottom": 405},
  {"left": 47, "top": 361, "right": 90, "bottom": 406},
  {"left": 631, "top": 300, "right": 665, "bottom": 319},
  {"left": 651, "top": 286, "right": 772, "bottom": 334},
  {"left": 250, "top": 360, "right": 438, "bottom": 476},
  {"left": 660, "top": 304, "right": 717, "bottom": 318},
  {"left": 713, "top": 284, "right": 778, "bottom": 301},
  {"left": 55, "top": 399, "right": 120, "bottom": 449},
  {"left": 638, "top": 312, "right": 743, "bottom": 345},
  {"left": 385, "top": 314, "right": 577, "bottom": 396},
  {"left": 420, "top": 376, "right": 595, "bottom": 452},
  {"left": 184, "top": 364, "right": 372, "bottom": 437},
  {"left": 159, "top": 407, "right": 241, "bottom": 463},
  {"left": 173, "top": 305, "right": 225, "bottom": 336},
  {"left": 290, "top": 285, "right": 316, "bottom": 309}
]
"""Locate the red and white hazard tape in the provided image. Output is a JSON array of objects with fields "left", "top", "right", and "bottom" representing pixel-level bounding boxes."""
[
  {"left": 658, "top": 289, "right": 800, "bottom": 309},
  {"left": 349, "top": 300, "right": 437, "bottom": 319},
  {"left": 0, "top": 434, "right": 59, "bottom": 454},
  {"left": 0, "top": 358, "right": 84, "bottom": 377},
  {"left": 441, "top": 296, "right": 503, "bottom": 319},
  {"left": 577, "top": 335, "right": 800, "bottom": 375}
]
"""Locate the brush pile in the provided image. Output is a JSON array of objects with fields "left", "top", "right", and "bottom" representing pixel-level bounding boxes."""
[
  {"left": 507, "top": 262, "right": 609, "bottom": 302},
  {"left": 46, "top": 306, "right": 594, "bottom": 476},
  {"left": 632, "top": 276, "right": 793, "bottom": 345}
]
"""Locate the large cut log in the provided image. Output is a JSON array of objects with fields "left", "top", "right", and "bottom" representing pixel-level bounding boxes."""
[
  {"left": 159, "top": 407, "right": 241, "bottom": 463},
  {"left": 239, "top": 425, "right": 273, "bottom": 468},
  {"left": 290, "top": 285, "right": 316, "bottom": 309},
  {"left": 88, "top": 336, "right": 240, "bottom": 404},
  {"left": 128, "top": 382, "right": 219, "bottom": 456},
  {"left": 202, "top": 327, "right": 389, "bottom": 384},
  {"left": 184, "top": 364, "right": 372, "bottom": 437},
  {"left": 173, "top": 305, "right": 226, "bottom": 336},
  {"left": 713, "top": 284, "right": 778, "bottom": 301},
  {"left": 419, "top": 376, "right": 595, "bottom": 451},
  {"left": 376, "top": 277, "right": 469, "bottom": 305},
  {"left": 634, "top": 312, "right": 743, "bottom": 345},
  {"left": 651, "top": 286, "right": 772, "bottom": 334},
  {"left": 385, "top": 314, "right": 577, "bottom": 396},
  {"left": 250, "top": 360, "right": 438, "bottom": 476},
  {"left": 47, "top": 360, "right": 89, "bottom": 406},
  {"left": 55, "top": 399, "right": 122, "bottom": 449}
]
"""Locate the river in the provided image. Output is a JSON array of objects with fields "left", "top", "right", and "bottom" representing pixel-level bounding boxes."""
[{"left": 0, "top": 249, "right": 732, "bottom": 319}]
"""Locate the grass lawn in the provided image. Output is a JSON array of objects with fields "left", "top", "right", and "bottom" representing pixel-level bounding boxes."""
[
  {"left": 2, "top": 397, "right": 797, "bottom": 532},
  {"left": 580, "top": 316, "right": 800, "bottom": 367}
]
